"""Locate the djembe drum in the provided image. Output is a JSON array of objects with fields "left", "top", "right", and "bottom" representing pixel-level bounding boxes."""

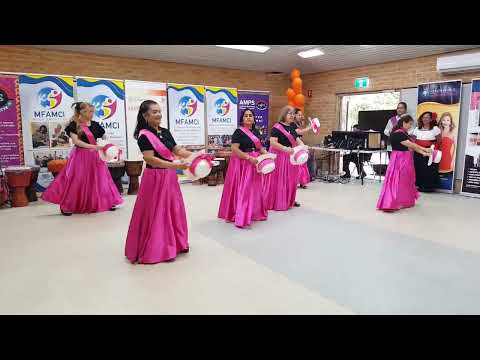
[
  {"left": 47, "top": 159, "right": 67, "bottom": 178},
  {"left": 207, "top": 160, "right": 220, "bottom": 186},
  {"left": 192, "top": 178, "right": 203, "bottom": 185},
  {"left": 26, "top": 165, "right": 41, "bottom": 202},
  {"left": 125, "top": 160, "right": 144, "bottom": 195},
  {"left": 215, "top": 150, "right": 232, "bottom": 180},
  {"left": 107, "top": 161, "right": 126, "bottom": 195},
  {"left": 5, "top": 166, "right": 32, "bottom": 207},
  {"left": 0, "top": 171, "right": 8, "bottom": 207},
  {"left": 215, "top": 158, "right": 226, "bottom": 184}
]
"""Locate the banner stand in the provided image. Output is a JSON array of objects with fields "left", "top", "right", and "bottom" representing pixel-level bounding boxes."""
[
  {"left": 238, "top": 90, "right": 270, "bottom": 147},
  {"left": 206, "top": 86, "right": 238, "bottom": 150},
  {"left": 416, "top": 80, "right": 462, "bottom": 193},
  {"left": 460, "top": 78, "right": 480, "bottom": 198}
]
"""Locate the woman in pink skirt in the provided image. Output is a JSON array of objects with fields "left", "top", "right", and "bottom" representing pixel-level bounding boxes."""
[
  {"left": 263, "top": 105, "right": 304, "bottom": 211},
  {"left": 218, "top": 109, "right": 268, "bottom": 228},
  {"left": 291, "top": 108, "right": 312, "bottom": 189},
  {"left": 377, "top": 115, "right": 432, "bottom": 212},
  {"left": 42, "top": 102, "right": 123, "bottom": 215},
  {"left": 125, "top": 100, "right": 192, "bottom": 264}
]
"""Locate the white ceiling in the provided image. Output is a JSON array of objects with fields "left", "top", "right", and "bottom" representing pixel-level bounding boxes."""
[{"left": 26, "top": 45, "right": 480, "bottom": 74}]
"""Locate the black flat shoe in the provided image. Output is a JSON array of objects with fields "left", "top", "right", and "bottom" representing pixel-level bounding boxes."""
[
  {"left": 299, "top": 184, "right": 307, "bottom": 189},
  {"left": 109, "top": 207, "right": 116, "bottom": 211},
  {"left": 61, "top": 210, "right": 72, "bottom": 216},
  {"left": 294, "top": 202, "right": 301, "bottom": 207},
  {"left": 180, "top": 247, "right": 190, "bottom": 254}
]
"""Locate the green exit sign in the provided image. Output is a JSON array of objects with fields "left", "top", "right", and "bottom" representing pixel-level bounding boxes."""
[{"left": 354, "top": 77, "right": 370, "bottom": 89}]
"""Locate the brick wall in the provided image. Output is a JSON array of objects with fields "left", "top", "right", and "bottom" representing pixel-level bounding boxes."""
[
  {"left": 302, "top": 48, "right": 480, "bottom": 145},
  {"left": 0, "top": 45, "right": 289, "bottom": 134},
  {"left": 3, "top": 45, "right": 480, "bottom": 149}
]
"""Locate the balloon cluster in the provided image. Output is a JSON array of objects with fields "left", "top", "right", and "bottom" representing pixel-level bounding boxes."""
[{"left": 286, "top": 68, "right": 305, "bottom": 111}]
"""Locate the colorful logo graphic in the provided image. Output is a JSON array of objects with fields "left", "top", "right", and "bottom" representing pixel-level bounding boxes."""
[
  {"left": 215, "top": 98, "right": 230, "bottom": 116},
  {"left": 92, "top": 95, "right": 117, "bottom": 120},
  {"left": 256, "top": 101, "right": 267, "bottom": 111},
  {"left": 38, "top": 87, "right": 62, "bottom": 109},
  {"left": 0, "top": 89, "right": 12, "bottom": 112},
  {"left": 179, "top": 96, "right": 197, "bottom": 117}
]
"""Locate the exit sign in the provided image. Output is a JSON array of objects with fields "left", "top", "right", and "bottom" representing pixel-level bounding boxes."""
[{"left": 354, "top": 77, "right": 370, "bottom": 89}]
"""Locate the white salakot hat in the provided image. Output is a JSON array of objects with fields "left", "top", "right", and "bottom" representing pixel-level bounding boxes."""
[
  {"left": 183, "top": 150, "right": 214, "bottom": 181},
  {"left": 290, "top": 145, "right": 309, "bottom": 165},
  {"left": 256, "top": 153, "right": 277, "bottom": 174}
]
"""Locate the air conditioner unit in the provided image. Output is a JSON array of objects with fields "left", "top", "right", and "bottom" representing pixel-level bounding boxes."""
[{"left": 437, "top": 52, "right": 480, "bottom": 74}]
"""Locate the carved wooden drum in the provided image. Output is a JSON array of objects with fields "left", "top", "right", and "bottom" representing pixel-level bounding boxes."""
[
  {"left": 5, "top": 166, "right": 32, "bottom": 207},
  {"left": 125, "top": 160, "right": 144, "bottom": 195}
]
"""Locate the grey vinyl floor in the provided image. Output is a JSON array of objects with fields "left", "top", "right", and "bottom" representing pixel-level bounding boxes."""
[{"left": 1, "top": 178, "right": 479, "bottom": 314}]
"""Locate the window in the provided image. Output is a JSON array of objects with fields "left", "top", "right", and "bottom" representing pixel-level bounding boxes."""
[
  {"left": 340, "top": 91, "right": 400, "bottom": 131},
  {"left": 338, "top": 91, "right": 400, "bottom": 178}
]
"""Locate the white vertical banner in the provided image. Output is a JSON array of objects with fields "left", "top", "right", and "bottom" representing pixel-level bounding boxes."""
[
  {"left": 124, "top": 80, "right": 168, "bottom": 160},
  {"left": 167, "top": 83, "right": 205, "bottom": 146},
  {"left": 19, "top": 74, "right": 75, "bottom": 190},
  {"left": 205, "top": 86, "right": 238, "bottom": 148},
  {"left": 76, "top": 77, "right": 127, "bottom": 159},
  {"left": 461, "top": 79, "right": 480, "bottom": 197}
]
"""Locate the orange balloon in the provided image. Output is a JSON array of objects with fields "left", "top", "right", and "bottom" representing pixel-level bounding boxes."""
[
  {"left": 286, "top": 88, "right": 295, "bottom": 101},
  {"left": 288, "top": 100, "right": 295, "bottom": 107},
  {"left": 290, "top": 68, "right": 301, "bottom": 80},
  {"left": 294, "top": 93, "right": 305, "bottom": 107},
  {"left": 292, "top": 77, "right": 303, "bottom": 94}
]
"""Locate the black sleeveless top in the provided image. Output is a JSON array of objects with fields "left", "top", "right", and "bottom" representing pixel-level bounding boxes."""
[
  {"left": 270, "top": 123, "right": 299, "bottom": 148},
  {"left": 390, "top": 131, "right": 409, "bottom": 151},
  {"left": 65, "top": 121, "right": 105, "bottom": 144},
  {"left": 231, "top": 128, "right": 262, "bottom": 152},
  {"left": 137, "top": 127, "right": 177, "bottom": 169}
]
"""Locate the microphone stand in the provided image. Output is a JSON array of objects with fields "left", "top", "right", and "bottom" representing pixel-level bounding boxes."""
[{"left": 356, "top": 145, "right": 364, "bottom": 185}]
